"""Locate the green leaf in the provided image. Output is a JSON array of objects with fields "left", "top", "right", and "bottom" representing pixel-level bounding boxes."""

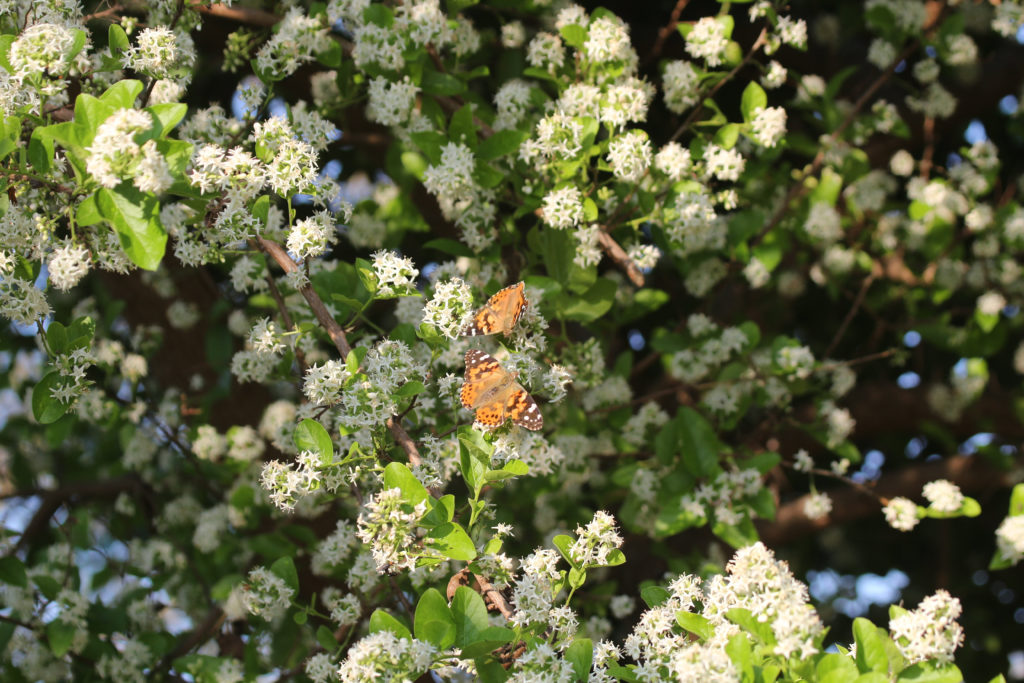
[
  {"left": 676, "top": 611, "right": 712, "bottom": 640},
  {"left": 32, "top": 372, "right": 71, "bottom": 424},
  {"left": 641, "top": 586, "right": 670, "bottom": 608},
  {"left": 421, "top": 69, "right": 466, "bottom": 96},
  {"left": 108, "top": 24, "right": 130, "bottom": 53},
  {"left": 46, "top": 321, "right": 68, "bottom": 355},
  {"left": 560, "top": 24, "right": 586, "bottom": 49},
  {"left": 146, "top": 103, "right": 188, "bottom": 136},
  {"left": 98, "top": 79, "right": 144, "bottom": 110},
  {"left": 552, "top": 534, "right": 576, "bottom": 567},
  {"left": 269, "top": 556, "right": 299, "bottom": 593},
  {"left": 740, "top": 81, "right": 767, "bottom": 121},
  {"left": 714, "top": 123, "right": 742, "bottom": 149},
  {"left": 853, "top": 617, "right": 889, "bottom": 674},
  {"left": 394, "top": 380, "right": 426, "bottom": 399},
  {"left": 448, "top": 104, "right": 477, "bottom": 149},
  {"left": 293, "top": 418, "right": 334, "bottom": 466},
  {"left": 0, "top": 556, "right": 28, "bottom": 587},
  {"left": 677, "top": 408, "right": 722, "bottom": 478},
  {"left": 725, "top": 608, "right": 776, "bottom": 646},
  {"left": 896, "top": 661, "right": 964, "bottom": 683},
  {"left": 562, "top": 277, "right": 617, "bottom": 322},
  {"left": 414, "top": 588, "right": 457, "bottom": 649},
  {"left": 96, "top": 186, "right": 167, "bottom": 270},
  {"left": 426, "top": 522, "right": 477, "bottom": 561},
  {"left": 564, "top": 638, "right": 593, "bottom": 681},
  {"left": 1010, "top": 484, "right": 1024, "bottom": 516},
  {"left": 46, "top": 620, "right": 76, "bottom": 657},
  {"left": 316, "top": 625, "right": 337, "bottom": 652},
  {"left": 369, "top": 609, "right": 411, "bottom": 639},
  {"left": 383, "top": 462, "right": 431, "bottom": 506},
  {"left": 451, "top": 585, "right": 490, "bottom": 649},
  {"left": 712, "top": 516, "right": 759, "bottom": 549},
  {"left": 477, "top": 130, "right": 527, "bottom": 162},
  {"left": 817, "top": 652, "right": 860, "bottom": 682}
]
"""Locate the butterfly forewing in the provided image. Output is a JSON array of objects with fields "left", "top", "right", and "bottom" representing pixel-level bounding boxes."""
[{"left": 461, "top": 282, "right": 528, "bottom": 337}]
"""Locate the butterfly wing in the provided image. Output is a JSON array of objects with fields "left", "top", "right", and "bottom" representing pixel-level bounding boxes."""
[
  {"left": 506, "top": 382, "right": 543, "bottom": 431},
  {"left": 462, "top": 282, "right": 527, "bottom": 336},
  {"left": 460, "top": 349, "right": 504, "bottom": 410}
]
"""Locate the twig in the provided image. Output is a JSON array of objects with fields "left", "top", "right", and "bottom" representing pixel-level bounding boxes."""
[
  {"left": 919, "top": 116, "right": 936, "bottom": 180},
  {"left": 158, "top": 607, "right": 226, "bottom": 673},
  {"left": 644, "top": 0, "right": 691, "bottom": 67},
  {"left": 823, "top": 273, "right": 876, "bottom": 359},
  {"left": 669, "top": 29, "right": 767, "bottom": 143},
  {"left": 596, "top": 230, "right": 644, "bottom": 287},
  {"left": 257, "top": 237, "right": 427, "bottom": 470},
  {"left": 195, "top": 3, "right": 280, "bottom": 27}
]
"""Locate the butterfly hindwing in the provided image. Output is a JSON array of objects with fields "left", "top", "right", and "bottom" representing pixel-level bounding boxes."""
[{"left": 460, "top": 348, "right": 542, "bottom": 430}]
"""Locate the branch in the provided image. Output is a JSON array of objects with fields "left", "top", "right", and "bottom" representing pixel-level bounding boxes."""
[
  {"left": 12, "top": 475, "right": 147, "bottom": 552},
  {"left": 256, "top": 237, "right": 426, "bottom": 470},
  {"left": 159, "top": 607, "right": 226, "bottom": 672},
  {"left": 194, "top": 3, "right": 280, "bottom": 27},
  {"left": 669, "top": 29, "right": 767, "bottom": 143},
  {"left": 643, "top": 0, "right": 691, "bottom": 67},
  {"left": 596, "top": 230, "right": 645, "bottom": 287},
  {"left": 759, "top": 454, "right": 1014, "bottom": 546}
]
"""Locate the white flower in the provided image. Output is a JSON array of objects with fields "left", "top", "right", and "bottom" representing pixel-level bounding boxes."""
[
  {"left": 526, "top": 32, "right": 564, "bottom": 72},
  {"left": 48, "top": 242, "right": 91, "bottom": 291},
  {"left": 663, "top": 60, "right": 700, "bottom": 113},
  {"left": 125, "top": 26, "right": 195, "bottom": 80},
  {"left": 803, "top": 492, "right": 832, "bottom": 520},
  {"left": 750, "top": 106, "right": 787, "bottom": 148},
  {"left": 607, "top": 130, "right": 652, "bottom": 182},
  {"left": 422, "top": 278, "right": 474, "bottom": 339},
  {"left": 890, "top": 149, "right": 915, "bottom": 176},
  {"left": 542, "top": 186, "right": 585, "bottom": 230},
  {"left": 889, "top": 590, "right": 964, "bottom": 665},
  {"left": 371, "top": 250, "right": 419, "bottom": 297},
  {"left": 762, "top": 60, "right": 787, "bottom": 89},
  {"left": 922, "top": 479, "right": 964, "bottom": 514},
  {"left": 996, "top": 516, "right": 1024, "bottom": 565},
  {"left": 793, "top": 449, "right": 813, "bottom": 472},
  {"left": 366, "top": 76, "right": 419, "bottom": 127},
  {"left": 685, "top": 17, "right": 728, "bottom": 66},
  {"left": 654, "top": 142, "right": 692, "bottom": 180},
  {"left": 976, "top": 291, "right": 1005, "bottom": 317},
  {"left": 883, "top": 497, "right": 920, "bottom": 531},
  {"left": 702, "top": 144, "right": 745, "bottom": 182}
]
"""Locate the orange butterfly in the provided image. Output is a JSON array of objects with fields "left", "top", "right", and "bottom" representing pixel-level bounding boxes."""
[
  {"left": 460, "top": 349, "right": 543, "bottom": 431},
  {"left": 461, "top": 282, "right": 528, "bottom": 337}
]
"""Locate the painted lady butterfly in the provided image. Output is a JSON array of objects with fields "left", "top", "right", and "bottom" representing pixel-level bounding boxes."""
[
  {"left": 460, "top": 349, "right": 543, "bottom": 431},
  {"left": 461, "top": 281, "right": 528, "bottom": 337}
]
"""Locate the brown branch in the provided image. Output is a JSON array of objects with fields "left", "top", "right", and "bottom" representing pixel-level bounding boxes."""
[
  {"left": 759, "top": 454, "right": 1015, "bottom": 546},
  {"left": 596, "top": 230, "right": 645, "bottom": 287},
  {"left": 919, "top": 116, "right": 936, "bottom": 180},
  {"left": 256, "top": 237, "right": 426, "bottom": 469},
  {"left": 82, "top": 3, "right": 123, "bottom": 22},
  {"left": 159, "top": 607, "right": 226, "bottom": 671},
  {"left": 194, "top": 3, "right": 280, "bottom": 27},
  {"left": 644, "top": 0, "right": 691, "bottom": 67},
  {"left": 257, "top": 237, "right": 352, "bottom": 358},
  {"left": 12, "top": 476, "right": 146, "bottom": 552},
  {"left": 823, "top": 273, "right": 876, "bottom": 359},
  {"left": 751, "top": 8, "right": 948, "bottom": 248},
  {"left": 669, "top": 29, "right": 768, "bottom": 143}
]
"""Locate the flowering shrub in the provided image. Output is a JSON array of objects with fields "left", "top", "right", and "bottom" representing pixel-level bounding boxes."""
[{"left": 2, "top": 0, "right": 1024, "bottom": 681}]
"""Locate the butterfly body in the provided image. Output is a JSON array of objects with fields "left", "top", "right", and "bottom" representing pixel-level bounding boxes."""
[
  {"left": 462, "top": 281, "right": 527, "bottom": 337},
  {"left": 460, "top": 349, "right": 543, "bottom": 431}
]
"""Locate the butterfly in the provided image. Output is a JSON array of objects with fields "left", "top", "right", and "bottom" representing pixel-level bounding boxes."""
[
  {"left": 462, "top": 281, "right": 528, "bottom": 337},
  {"left": 460, "top": 349, "right": 543, "bottom": 431}
]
